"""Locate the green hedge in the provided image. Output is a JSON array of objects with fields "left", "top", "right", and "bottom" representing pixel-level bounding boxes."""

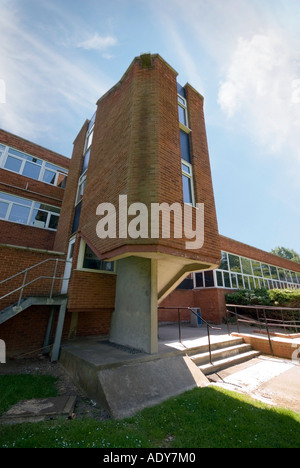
[{"left": 226, "top": 288, "right": 300, "bottom": 308}]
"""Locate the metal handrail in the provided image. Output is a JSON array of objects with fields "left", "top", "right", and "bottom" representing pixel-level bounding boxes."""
[
  {"left": 226, "top": 303, "right": 300, "bottom": 356},
  {"left": 0, "top": 258, "right": 72, "bottom": 307},
  {"left": 158, "top": 306, "right": 221, "bottom": 365},
  {"left": 0, "top": 258, "right": 68, "bottom": 285}
]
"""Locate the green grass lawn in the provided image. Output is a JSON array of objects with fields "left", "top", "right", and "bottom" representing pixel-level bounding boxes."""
[{"left": 0, "top": 374, "right": 299, "bottom": 448}]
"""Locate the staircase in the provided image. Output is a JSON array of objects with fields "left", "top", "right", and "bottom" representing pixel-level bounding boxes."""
[
  {"left": 0, "top": 295, "right": 67, "bottom": 326},
  {"left": 187, "top": 337, "right": 260, "bottom": 376},
  {"left": 0, "top": 258, "right": 70, "bottom": 361}
]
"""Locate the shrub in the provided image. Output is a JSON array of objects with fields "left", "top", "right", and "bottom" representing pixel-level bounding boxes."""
[
  {"left": 225, "top": 288, "right": 271, "bottom": 306},
  {"left": 268, "top": 289, "right": 300, "bottom": 308}
]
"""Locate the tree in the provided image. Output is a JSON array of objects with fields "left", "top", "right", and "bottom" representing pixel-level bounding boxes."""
[{"left": 270, "top": 246, "right": 300, "bottom": 264}]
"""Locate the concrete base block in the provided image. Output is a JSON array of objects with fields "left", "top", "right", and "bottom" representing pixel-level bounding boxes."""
[{"left": 98, "top": 355, "right": 209, "bottom": 419}]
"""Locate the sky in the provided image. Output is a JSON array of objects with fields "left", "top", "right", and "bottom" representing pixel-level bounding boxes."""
[{"left": 0, "top": 0, "right": 300, "bottom": 255}]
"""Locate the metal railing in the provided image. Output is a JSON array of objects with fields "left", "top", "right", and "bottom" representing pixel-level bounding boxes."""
[
  {"left": 226, "top": 303, "right": 300, "bottom": 356},
  {"left": 158, "top": 306, "right": 221, "bottom": 364},
  {"left": 0, "top": 258, "right": 72, "bottom": 308}
]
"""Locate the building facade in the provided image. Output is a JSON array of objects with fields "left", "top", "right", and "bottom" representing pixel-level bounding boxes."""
[{"left": 0, "top": 53, "right": 299, "bottom": 359}]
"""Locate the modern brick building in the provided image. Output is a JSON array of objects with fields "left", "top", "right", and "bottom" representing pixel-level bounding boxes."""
[{"left": 1, "top": 53, "right": 300, "bottom": 359}]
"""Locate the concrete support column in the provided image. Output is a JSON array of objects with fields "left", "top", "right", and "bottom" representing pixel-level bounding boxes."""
[{"left": 110, "top": 256, "right": 158, "bottom": 354}]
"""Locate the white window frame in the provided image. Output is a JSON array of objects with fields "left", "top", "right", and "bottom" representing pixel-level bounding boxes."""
[
  {"left": 212, "top": 251, "right": 300, "bottom": 291},
  {"left": 75, "top": 171, "right": 87, "bottom": 206},
  {"left": 0, "top": 144, "right": 68, "bottom": 186},
  {"left": 0, "top": 192, "right": 60, "bottom": 231},
  {"left": 182, "top": 160, "right": 195, "bottom": 206},
  {"left": 178, "top": 94, "right": 189, "bottom": 130},
  {"left": 76, "top": 239, "right": 116, "bottom": 274}
]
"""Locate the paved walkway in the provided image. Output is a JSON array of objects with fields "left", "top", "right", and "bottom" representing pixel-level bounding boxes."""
[{"left": 159, "top": 323, "right": 300, "bottom": 414}]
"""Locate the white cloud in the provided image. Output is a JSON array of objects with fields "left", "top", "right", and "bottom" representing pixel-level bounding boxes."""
[
  {"left": 77, "top": 33, "right": 117, "bottom": 52},
  {"left": 218, "top": 31, "right": 300, "bottom": 159}
]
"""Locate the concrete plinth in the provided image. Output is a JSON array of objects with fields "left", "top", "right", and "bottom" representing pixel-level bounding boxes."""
[
  {"left": 59, "top": 341, "right": 209, "bottom": 419},
  {"left": 110, "top": 256, "right": 158, "bottom": 354}
]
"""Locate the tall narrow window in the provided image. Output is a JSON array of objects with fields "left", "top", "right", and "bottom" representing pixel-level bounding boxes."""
[
  {"left": 178, "top": 85, "right": 194, "bottom": 206},
  {"left": 72, "top": 112, "right": 96, "bottom": 235},
  {"left": 178, "top": 94, "right": 188, "bottom": 128},
  {"left": 182, "top": 161, "right": 194, "bottom": 205}
]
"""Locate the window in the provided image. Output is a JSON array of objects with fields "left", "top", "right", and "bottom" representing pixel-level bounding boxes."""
[
  {"left": 228, "top": 254, "right": 241, "bottom": 273},
  {"left": 178, "top": 94, "right": 188, "bottom": 128},
  {"left": 76, "top": 172, "right": 86, "bottom": 205},
  {"left": 30, "top": 203, "right": 60, "bottom": 230},
  {"left": 0, "top": 192, "right": 60, "bottom": 230},
  {"left": 0, "top": 143, "right": 68, "bottom": 186},
  {"left": 78, "top": 241, "right": 115, "bottom": 273},
  {"left": 182, "top": 161, "right": 194, "bottom": 205},
  {"left": 214, "top": 251, "right": 300, "bottom": 291}
]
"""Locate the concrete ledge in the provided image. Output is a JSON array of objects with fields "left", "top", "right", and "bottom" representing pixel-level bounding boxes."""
[
  {"left": 232, "top": 332, "right": 300, "bottom": 360},
  {"left": 253, "top": 329, "right": 300, "bottom": 339},
  {"left": 60, "top": 348, "right": 209, "bottom": 419}
]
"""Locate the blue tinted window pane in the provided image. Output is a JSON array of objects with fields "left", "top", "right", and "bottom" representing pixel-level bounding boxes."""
[
  {"left": 8, "top": 205, "right": 30, "bottom": 224},
  {"left": 25, "top": 155, "right": 42, "bottom": 165},
  {"left": 182, "top": 162, "right": 191, "bottom": 174},
  {"left": 81, "top": 149, "right": 90, "bottom": 174},
  {"left": 182, "top": 174, "right": 192, "bottom": 204},
  {"left": 8, "top": 148, "right": 25, "bottom": 158},
  {"left": 88, "top": 112, "right": 96, "bottom": 130},
  {"left": 43, "top": 169, "right": 56, "bottom": 184},
  {"left": 0, "top": 193, "right": 32, "bottom": 206},
  {"left": 4, "top": 155, "right": 22, "bottom": 172},
  {"left": 180, "top": 130, "right": 190, "bottom": 163},
  {"left": 178, "top": 105, "right": 187, "bottom": 126},
  {"left": 23, "top": 161, "right": 41, "bottom": 180},
  {"left": 177, "top": 82, "right": 186, "bottom": 97},
  {"left": 0, "top": 201, "right": 9, "bottom": 218},
  {"left": 71, "top": 202, "right": 82, "bottom": 234},
  {"left": 45, "top": 162, "right": 66, "bottom": 172}
]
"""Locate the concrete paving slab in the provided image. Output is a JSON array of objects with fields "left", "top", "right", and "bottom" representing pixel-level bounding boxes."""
[
  {"left": 209, "top": 355, "right": 300, "bottom": 413},
  {"left": 0, "top": 395, "right": 76, "bottom": 424}
]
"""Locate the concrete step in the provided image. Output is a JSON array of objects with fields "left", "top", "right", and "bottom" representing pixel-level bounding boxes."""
[
  {"left": 191, "top": 343, "right": 253, "bottom": 366},
  {"left": 198, "top": 350, "right": 261, "bottom": 375},
  {"left": 185, "top": 337, "right": 245, "bottom": 357}
]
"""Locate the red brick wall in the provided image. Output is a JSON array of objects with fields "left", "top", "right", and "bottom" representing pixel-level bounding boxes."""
[
  {"left": 0, "top": 220, "right": 57, "bottom": 251},
  {"left": 0, "top": 306, "right": 72, "bottom": 358},
  {"left": 76, "top": 309, "right": 112, "bottom": 336},
  {"left": 67, "top": 270, "right": 116, "bottom": 310},
  {"left": 160, "top": 287, "right": 228, "bottom": 324}
]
